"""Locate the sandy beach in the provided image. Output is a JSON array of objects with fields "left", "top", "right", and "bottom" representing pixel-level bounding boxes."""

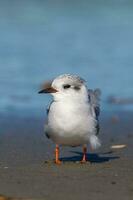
[
  {"left": 0, "top": 111, "right": 133, "bottom": 200},
  {"left": 1, "top": 0, "right": 133, "bottom": 199}
]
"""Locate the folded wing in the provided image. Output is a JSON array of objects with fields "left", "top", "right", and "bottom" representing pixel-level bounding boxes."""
[{"left": 88, "top": 88, "right": 101, "bottom": 135}]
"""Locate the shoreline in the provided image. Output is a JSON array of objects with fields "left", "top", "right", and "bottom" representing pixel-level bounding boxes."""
[{"left": 0, "top": 111, "right": 133, "bottom": 199}]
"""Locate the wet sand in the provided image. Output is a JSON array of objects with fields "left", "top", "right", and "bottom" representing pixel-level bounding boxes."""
[{"left": 0, "top": 112, "right": 133, "bottom": 200}]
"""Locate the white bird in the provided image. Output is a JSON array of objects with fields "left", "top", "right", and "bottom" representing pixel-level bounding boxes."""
[{"left": 39, "top": 74, "right": 101, "bottom": 164}]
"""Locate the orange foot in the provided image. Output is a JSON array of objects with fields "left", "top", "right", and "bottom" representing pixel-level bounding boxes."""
[
  {"left": 80, "top": 159, "right": 87, "bottom": 164},
  {"left": 55, "top": 144, "right": 61, "bottom": 164},
  {"left": 80, "top": 146, "right": 87, "bottom": 163},
  {"left": 55, "top": 159, "right": 61, "bottom": 165}
]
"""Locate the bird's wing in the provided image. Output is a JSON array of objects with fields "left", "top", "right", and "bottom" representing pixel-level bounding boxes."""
[
  {"left": 88, "top": 88, "right": 101, "bottom": 118},
  {"left": 45, "top": 101, "right": 54, "bottom": 139},
  {"left": 88, "top": 88, "right": 101, "bottom": 135},
  {"left": 46, "top": 100, "right": 54, "bottom": 115}
]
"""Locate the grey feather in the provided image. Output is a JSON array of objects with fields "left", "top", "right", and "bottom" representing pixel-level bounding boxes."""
[
  {"left": 46, "top": 101, "right": 53, "bottom": 115},
  {"left": 88, "top": 88, "right": 101, "bottom": 135},
  {"left": 45, "top": 131, "right": 50, "bottom": 139},
  {"left": 45, "top": 101, "right": 54, "bottom": 139}
]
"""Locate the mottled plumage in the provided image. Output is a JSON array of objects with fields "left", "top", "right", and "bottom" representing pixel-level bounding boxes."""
[
  {"left": 40, "top": 74, "right": 101, "bottom": 149},
  {"left": 39, "top": 74, "right": 102, "bottom": 163},
  {"left": 88, "top": 89, "right": 101, "bottom": 135}
]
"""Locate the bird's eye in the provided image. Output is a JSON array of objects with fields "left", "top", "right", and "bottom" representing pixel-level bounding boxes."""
[
  {"left": 63, "top": 84, "right": 71, "bottom": 89},
  {"left": 74, "top": 86, "right": 80, "bottom": 90}
]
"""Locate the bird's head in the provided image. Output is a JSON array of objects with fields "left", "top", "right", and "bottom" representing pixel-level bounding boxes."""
[{"left": 38, "top": 74, "right": 88, "bottom": 102}]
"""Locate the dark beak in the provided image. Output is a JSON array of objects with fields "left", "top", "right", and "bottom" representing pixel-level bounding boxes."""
[
  {"left": 38, "top": 87, "right": 58, "bottom": 94},
  {"left": 38, "top": 80, "right": 58, "bottom": 94}
]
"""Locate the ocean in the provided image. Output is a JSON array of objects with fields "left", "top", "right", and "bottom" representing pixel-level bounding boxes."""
[{"left": 0, "top": 0, "right": 133, "bottom": 116}]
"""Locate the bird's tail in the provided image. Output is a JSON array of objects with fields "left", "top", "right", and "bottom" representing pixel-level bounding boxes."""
[{"left": 90, "top": 135, "right": 101, "bottom": 150}]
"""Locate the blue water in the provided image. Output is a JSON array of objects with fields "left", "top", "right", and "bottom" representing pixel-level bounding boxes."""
[{"left": 0, "top": 1, "right": 133, "bottom": 116}]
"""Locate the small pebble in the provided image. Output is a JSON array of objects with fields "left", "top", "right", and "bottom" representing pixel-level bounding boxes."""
[
  {"left": 111, "top": 181, "right": 116, "bottom": 185},
  {"left": 111, "top": 144, "right": 126, "bottom": 149}
]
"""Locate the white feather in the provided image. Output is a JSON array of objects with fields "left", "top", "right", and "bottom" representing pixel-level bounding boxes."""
[
  {"left": 90, "top": 135, "right": 101, "bottom": 149},
  {"left": 43, "top": 74, "right": 101, "bottom": 149}
]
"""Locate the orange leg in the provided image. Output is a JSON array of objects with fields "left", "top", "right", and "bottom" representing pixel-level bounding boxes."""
[
  {"left": 55, "top": 144, "right": 61, "bottom": 164},
  {"left": 81, "top": 145, "right": 87, "bottom": 163}
]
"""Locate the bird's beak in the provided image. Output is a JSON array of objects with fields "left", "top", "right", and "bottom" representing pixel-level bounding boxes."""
[
  {"left": 38, "top": 81, "right": 58, "bottom": 94},
  {"left": 38, "top": 87, "right": 58, "bottom": 94}
]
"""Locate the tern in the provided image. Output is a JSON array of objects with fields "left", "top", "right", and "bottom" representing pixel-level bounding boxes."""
[{"left": 39, "top": 74, "right": 101, "bottom": 164}]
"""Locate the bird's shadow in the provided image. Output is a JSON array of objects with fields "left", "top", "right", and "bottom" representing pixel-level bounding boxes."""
[{"left": 60, "top": 150, "right": 119, "bottom": 163}]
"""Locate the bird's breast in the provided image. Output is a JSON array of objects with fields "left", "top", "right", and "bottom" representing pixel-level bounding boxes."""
[{"left": 48, "top": 101, "right": 95, "bottom": 135}]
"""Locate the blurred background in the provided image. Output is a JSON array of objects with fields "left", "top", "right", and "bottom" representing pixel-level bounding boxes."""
[{"left": 0, "top": 0, "right": 133, "bottom": 118}]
